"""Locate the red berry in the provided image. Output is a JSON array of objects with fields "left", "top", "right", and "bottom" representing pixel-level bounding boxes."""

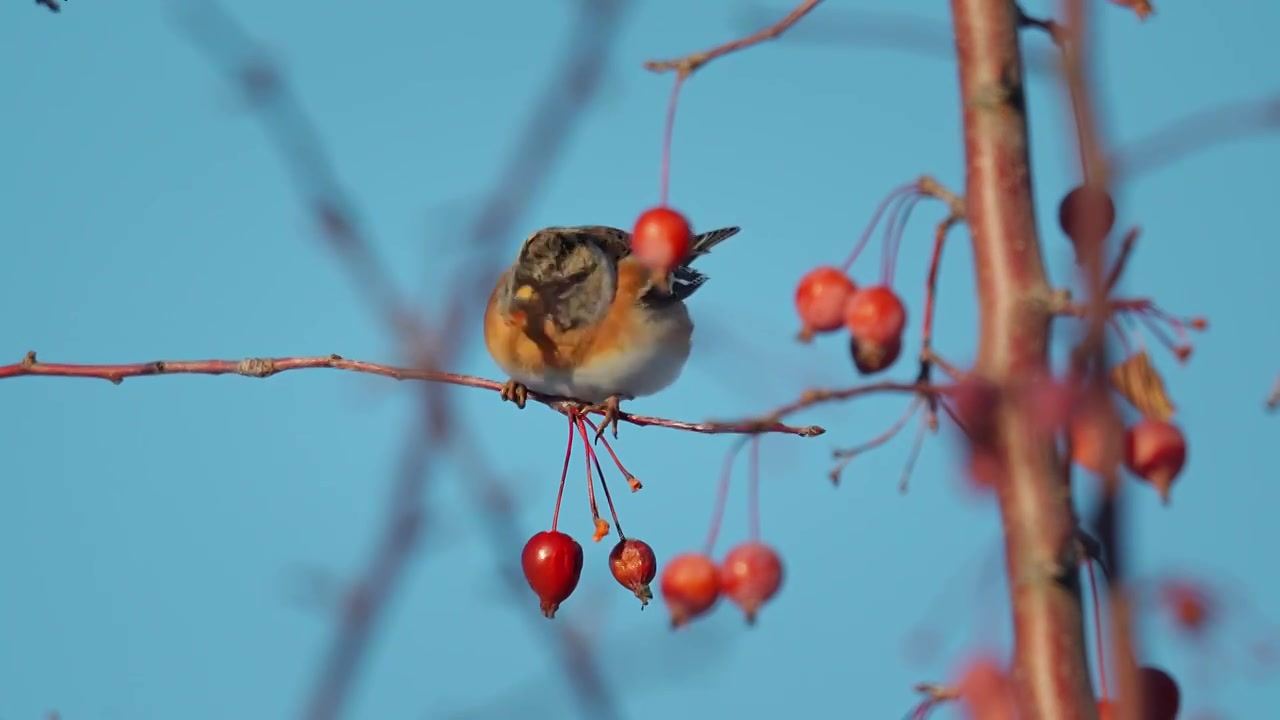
[
  {"left": 631, "top": 207, "right": 692, "bottom": 276},
  {"left": 1139, "top": 666, "right": 1181, "bottom": 720},
  {"left": 1124, "top": 419, "right": 1187, "bottom": 503},
  {"left": 609, "top": 538, "right": 658, "bottom": 608},
  {"left": 844, "top": 285, "right": 907, "bottom": 346},
  {"left": 1159, "top": 579, "right": 1213, "bottom": 635},
  {"left": 794, "top": 266, "right": 857, "bottom": 340},
  {"left": 1069, "top": 413, "right": 1123, "bottom": 475},
  {"left": 955, "top": 654, "right": 1016, "bottom": 720},
  {"left": 719, "top": 542, "right": 784, "bottom": 624},
  {"left": 521, "top": 530, "right": 584, "bottom": 619},
  {"left": 850, "top": 333, "right": 901, "bottom": 375},
  {"left": 1096, "top": 668, "right": 1181, "bottom": 720},
  {"left": 1058, "top": 184, "right": 1116, "bottom": 244},
  {"left": 659, "top": 552, "right": 720, "bottom": 628}
]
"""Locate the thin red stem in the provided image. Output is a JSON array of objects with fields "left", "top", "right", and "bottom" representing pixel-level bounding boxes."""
[
  {"left": 877, "top": 192, "right": 913, "bottom": 283},
  {"left": 1133, "top": 312, "right": 1185, "bottom": 357},
  {"left": 833, "top": 397, "right": 923, "bottom": 459},
  {"left": 659, "top": 74, "right": 686, "bottom": 207},
  {"left": 1107, "top": 317, "right": 1134, "bottom": 355},
  {"left": 840, "top": 182, "right": 920, "bottom": 272},
  {"left": 1087, "top": 559, "right": 1110, "bottom": 700},
  {"left": 551, "top": 414, "right": 576, "bottom": 531},
  {"left": 704, "top": 436, "right": 750, "bottom": 555},
  {"left": 898, "top": 410, "right": 929, "bottom": 493},
  {"left": 747, "top": 435, "right": 762, "bottom": 541},
  {"left": 881, "top": 194, "right": 923, "bottom": 285},
  {"left": 1104, "top": 227, "right": 1140, "bottom": 292},
  {"left": 921, "top": 219, "right": 955, "bottom": 352},
  {"left": 582, "top": 416, "right": 642, "bottom": 491},
  {"left": 574, "top": 415, "right": 605, "bottom": 538},
  {"left": 583, "top": 420, "right": 625, "bottom": 538}
]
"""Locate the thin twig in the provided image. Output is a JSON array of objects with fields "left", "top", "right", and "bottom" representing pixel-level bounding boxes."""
[
  {"left": 2, "top": 351, "right": 822, "bottom": 438},
  {"left": 737, "top": 381, "right": 946, "bottom": 427},
  {"left": 915, "top": 176, "right": 966, "bottom": 364},
  {"left": 644, "top": 0, "right": 824, "bottom": 77}
]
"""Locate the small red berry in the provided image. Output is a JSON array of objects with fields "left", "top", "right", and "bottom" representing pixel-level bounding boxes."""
[
  {"left": 794, "top": 266, "right": 857, "bottom": 341},
  {"left": 609, "top": 538, "right": 658, "bottom": 608},
  {"left": 1139, "top": 666, "right": 1181, "bottom": 720},
  {"left": 844, "top": 285, "right": 907, "bottom": 346},
  {"left": 521, "top": 530, "right": 584, "bottom": 619},
  {"left": 1069, "top": 413, "right": 1123, "bottom": 475},
  {"left": 659, "top": 552, "right": 720, "bottom": 628},
  {"left": 1096, "top": 699, "right": 1115, "bottom": 720},
  {"left": 719, "top": 542, "right": 784, "bottom": 625},
  {"left": 955, "top": 654, "right": 1016, "bottom": 720},
  {"left": 1124, "top": 419, "right": 1187, "bottom": 503},
  {"left": 850, "top": 333, "right": 901, "bottom": 375},
  {"left": 631, "top": 207, "right": 692, "bottom": 277},
  {"left": 1159, "top": 579, "right": 1214, "bottom": 635},
  {"left": 1058, "top": 184, "right": 1116, "bottom": 245}
]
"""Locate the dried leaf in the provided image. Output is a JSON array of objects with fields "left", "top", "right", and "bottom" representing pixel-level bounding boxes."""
[{"left": 1110, "top": 351, "right": 1175, "bottom": 421}]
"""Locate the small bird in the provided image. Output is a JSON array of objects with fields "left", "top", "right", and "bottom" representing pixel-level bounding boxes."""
[{"left": 484, "top": 223, "right": 741, "bottom": 437}]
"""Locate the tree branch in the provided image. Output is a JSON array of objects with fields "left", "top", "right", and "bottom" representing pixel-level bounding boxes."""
[
  {"left": 644, "top": 0, "right": 824, "bottom": 77},
  {"left": 1, "top": 351, "right": 823, "bottom": 438},
  {"left": 950, "top": 1, "right": 1094, "bottom": 717}
]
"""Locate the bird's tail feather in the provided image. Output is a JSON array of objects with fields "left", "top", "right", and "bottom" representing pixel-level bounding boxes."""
[{"left": 689, "top": 226, "right": 741, "bottom": 259}]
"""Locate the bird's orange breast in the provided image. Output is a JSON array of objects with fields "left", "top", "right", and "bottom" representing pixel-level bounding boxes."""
[{"left": 483, "top": 260, "right": 668, "bottom": 377}]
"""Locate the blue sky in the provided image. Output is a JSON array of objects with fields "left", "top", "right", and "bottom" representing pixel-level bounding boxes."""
[{"left": 2, "top": 1, "right": 1278, "bottom": 718}]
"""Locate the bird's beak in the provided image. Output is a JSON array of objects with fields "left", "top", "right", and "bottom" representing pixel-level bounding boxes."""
[{"left": 509, "top": 283, "right": 544, "bottom": 324}]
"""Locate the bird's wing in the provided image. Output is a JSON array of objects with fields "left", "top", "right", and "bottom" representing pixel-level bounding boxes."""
[{"left": 556, "top": 224, "right": 742, "bottom": 306}]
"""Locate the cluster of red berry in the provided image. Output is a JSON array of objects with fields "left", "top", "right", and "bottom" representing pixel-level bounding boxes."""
[
  {"left": 522, "top": 531, "right": 659, "bottom": 618},
  {"left": 1072, "top": 414, "right": 1187, "bottom": 502},
  {"left": 1057, "top": 184, "right": 1191, "bottom": 503},
  {"left": 659, "top": 541, "right": 784, "bottom": 628},
  {"left": 794, "top": 269, "right": 908, "bottom": 374},
  {"left": 790, "top": 183, "right": 920, "bottom": 375}
]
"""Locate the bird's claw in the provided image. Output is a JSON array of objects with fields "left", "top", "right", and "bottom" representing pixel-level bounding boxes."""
[
  {"left": 586, "top": 395, "right": 626, "bottom": 443},
  {"left": 500, "top": 379, "right": 528, "bottom": 409}
]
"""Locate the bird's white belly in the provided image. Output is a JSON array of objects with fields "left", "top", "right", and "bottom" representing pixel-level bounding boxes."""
[{"left": 505, "top": 342, "right": 690, "bottom": 403}]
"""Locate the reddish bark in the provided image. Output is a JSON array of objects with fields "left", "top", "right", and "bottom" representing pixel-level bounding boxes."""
[{"left": 950, "top": 0, "right": 1096, "bottom": 717}]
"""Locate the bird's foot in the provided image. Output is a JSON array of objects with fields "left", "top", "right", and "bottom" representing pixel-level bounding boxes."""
[
  {"left": 499, "top": 379, "right": 529, "bottom": 409},
  {"left": 585, "top": 394, "right": 629, "bottom": 443}
]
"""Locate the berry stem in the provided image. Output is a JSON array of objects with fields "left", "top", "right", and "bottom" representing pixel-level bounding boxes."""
[
  {"left": 704, "top": 436, "right": 750, "bottom": 555},
  {"left": 573, "top": 414, "right": 609, "bottom": 542},
  {"left": 840, "top": 182, "right": 920, "bottom": 272},
  {"left": 1086, "top": 559, "right": 1110, "bottom": 701},
  {"left": 1107, "top": 317, "right": 1133, "bottom": 355},
  {"left": 747, "top": 435, "right": 762, "bottom": 541},
  {"left": 920, "top": 216, "right": 960, "bottom": 357},
  {"left": 1103, "top": 227, "right": 1140, "bottom": 292},
  {"left": 898, "top": 410, "right": 929, "bottom": 493},
  {"left": 831, "top": 398, "right": 923, "bottom": 459},
  {"left": 658, "top": 74, "right": 687, "bottom": 207},
  {"left": 551, "top": 413, "right": 576, "bottom": 531},
  {"left": 582, "top": 416, "right": 642, "bottom": 491},
  {"left": 583, "top": 419, "right": 625, "bottom": 538},
  {"left": 880, "top": 193, "right": 923, "bottom": 286}
]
